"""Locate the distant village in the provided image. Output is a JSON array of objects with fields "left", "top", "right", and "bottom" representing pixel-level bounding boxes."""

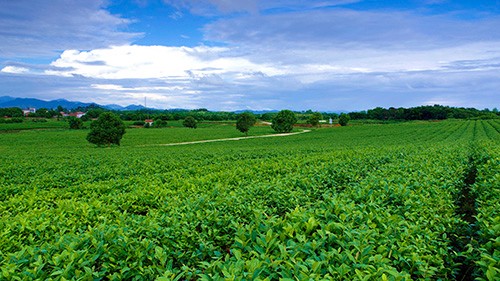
[{"left": 21, "top": 107, "right": 86, "bottom": 118}]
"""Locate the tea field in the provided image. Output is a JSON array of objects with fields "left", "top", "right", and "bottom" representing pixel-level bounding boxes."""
[{"left": 0, "top": 120, "right": 499, "bottom": 280}]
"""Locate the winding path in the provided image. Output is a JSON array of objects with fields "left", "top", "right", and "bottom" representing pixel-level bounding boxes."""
[{"left": 141, "top": 130, "right": 311, "bottom": 147}]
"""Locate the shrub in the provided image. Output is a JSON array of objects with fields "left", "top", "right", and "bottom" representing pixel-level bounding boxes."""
[
  {"left": 67, "top": 117, "right": 83, "bottom": 129},
  {"left": 86, "top": 112, "right": 126, "bottom": 146},
  {"left": 183, "top": 116, "right": 197, "bottom": 129},
  {"left": 0, "top": 117, "right": 23, "bottom": 124},
  {"left": 271, "top": 110, "right": 297, "bottom": 133},
  {"left": 339, "top": 113, "right": 350, "bottom": 126},
  {"left": 153, "top": 119, "right": 167, "bottom": 128},
  {"left": 236, "top": 112, "right": 256, "bottom": 136},
  {"left": 31, "top": 118, "right": 48, "bottom": 123},
  {"left": 308, "top": 112, "right": 323, "bottom": 127}
]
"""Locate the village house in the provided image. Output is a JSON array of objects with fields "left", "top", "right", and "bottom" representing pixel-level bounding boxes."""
[
  {"left": 22, "top": 108, "right": 36, "bottom": 116},
  {"left": 144, "top": 119, "right": 154, "bottom": 126},
  {"left": 61, "top": 112, "right": 86, "bottom": 118}
]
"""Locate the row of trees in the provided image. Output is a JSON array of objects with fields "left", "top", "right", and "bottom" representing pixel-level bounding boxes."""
[
  {"left": 349, "top": 105, "right": 498, "bottom": 121},
  {"left": 85, "top": 110, "right": 328, "bottom": 147},
  {"left": 2, "top": 104, "right": 498, "bottom": 123},
  {"left": 237, "top": 110, "right": 349, "bottom": 136}
]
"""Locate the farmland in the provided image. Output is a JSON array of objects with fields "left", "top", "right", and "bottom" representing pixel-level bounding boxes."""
[{"left": 0, "top": 120, "right": 499, "bottom": 280}]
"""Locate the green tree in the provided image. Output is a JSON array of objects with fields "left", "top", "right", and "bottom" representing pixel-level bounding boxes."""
[
  {"left": 271, "top": 110, "right": 297, "bottom": 133},
  {"left": 67, "top": 116, "right": 83, "bottom": 129},
  {"left": 308, "top": 112, "right": 323, "bottom": 127},
  {"left": 86, "top": 112, "right": 126, "bottom": 146},
  {"left": 236, "top": 112, "right": 256, "bottom": 136},
  {"left": 84, "top": 108, "right": 105, "bottom": 120},
  {"left": 183, "top": 116, "right": 197, "bottom": 128},
  {"left": 0, "top": 107, "right": 23, "bottom": 117},
  {"left": 339, "top": 113, "right": 350, "bottom": 126},
  {"left": 260, "top": 112, "right": 276, "bottom": 121},
  {"left": 153, "top": 119, "right": 167, "bottom": 128}
]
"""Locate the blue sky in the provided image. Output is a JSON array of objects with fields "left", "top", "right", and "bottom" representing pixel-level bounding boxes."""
[{"left": 1, "top": 0, "right": 499, "bottom": 111}]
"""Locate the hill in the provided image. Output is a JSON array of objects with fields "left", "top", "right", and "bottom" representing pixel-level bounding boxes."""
[{"left": 0, "top": 96, "right": 147, "bottom": 111}]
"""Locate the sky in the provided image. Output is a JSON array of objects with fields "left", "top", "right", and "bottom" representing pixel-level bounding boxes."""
[{"left": 1, "top": 0, "right": 499, "bottom": 111}]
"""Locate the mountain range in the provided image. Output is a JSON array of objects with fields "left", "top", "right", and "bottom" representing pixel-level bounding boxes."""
[
  {"left": 0, "top": 96, "right": 342, "bottom": 113},
  {"left": 0, "top": 96, "right": 148, "bottom": 111}
]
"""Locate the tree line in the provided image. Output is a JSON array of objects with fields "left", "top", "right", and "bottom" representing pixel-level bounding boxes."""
[
  {"left": 1, "top": 104, "right": 498, "bottom": 123},
  {"left": 348, "top": 105, "right": 498, "bottom": 121}
]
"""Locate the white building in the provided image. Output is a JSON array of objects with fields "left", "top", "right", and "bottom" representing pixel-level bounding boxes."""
[{"left": 22, "top": 108, "right": 36, "bottom": 116}]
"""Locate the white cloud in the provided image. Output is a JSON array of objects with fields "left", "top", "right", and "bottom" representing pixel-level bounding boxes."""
[
  {"left": 91, "top": 83, "right": 186, "bottom": 92},
  {"left": 2, "top": 2, "right": 500, "bottom": 111},
  {"left": 164, "top": 0, "right": 362, "bottom": 15},
  {"left": 1, "top": 66, "right": 29, "bottom": 74},
  {"left": 46, "top": 45, "right": 284, "bottom": 80}
]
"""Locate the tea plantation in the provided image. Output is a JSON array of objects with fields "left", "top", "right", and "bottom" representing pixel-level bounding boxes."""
[{"left": 0, "top": 120, "right": 499, "bottom": 280}]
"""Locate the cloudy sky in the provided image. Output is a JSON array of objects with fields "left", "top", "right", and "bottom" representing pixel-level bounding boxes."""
[{"left": 1, "top": 0, "right": 499, "bottom": 111}]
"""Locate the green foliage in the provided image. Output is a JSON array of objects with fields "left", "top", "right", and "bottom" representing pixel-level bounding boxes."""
[
  {"left": 308, "top": 112, "right": 323, "bottom": 127},
  {"left": 31, "top": 118, "right": 47, "bottom": 123},
  {"left": 86, "top": 112, "right": 126, "bottom": 146},
  {"left": 260, "top": 112, "right": 276, "bottom": 122},
  {"left": 271, "top": 110, "right": 297, "bottom": 133},
  {"left": 67, "top": 116, "right": 83, "bottom": 129},
  {"left": 470, "top": 136, "right": 500, "bottom": 280},
  {"left": 339, "top": 113, "right": 350, "bottom": 126},
  {"left": 153, "top": 119, "right": 168, "bottom": 128},
  {"left": 349, "top": 104, "right": 499, "bottom": 121},
  {"left": 0, "top": 117, "right": 23, "bottom": 123},
  {"left": 0, "top": 107, "right": 23, "bottom": 117},
  {"left": 81, "top": 108, "right": 105, "bottom": 121},
  {"left": 30, "top": 108, "right": 58, "bottom": 118},
  {"left": 236, "top": 112, "right": 256, "bottom": 136},
  {"left": 0, "top": 120, "right": 499, "bottom": 280},
  {"left": 183, "top": 116, "right": 197, "bottom": 129}
]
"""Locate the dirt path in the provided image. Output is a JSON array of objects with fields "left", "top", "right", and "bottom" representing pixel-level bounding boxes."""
[{"left": 141, "top": 130, "right": 311, "bottom": 147}]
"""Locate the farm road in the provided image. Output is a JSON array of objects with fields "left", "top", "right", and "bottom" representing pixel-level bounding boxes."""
[{"left": 141, "top": 130, "right": 311, "bottom": 147}]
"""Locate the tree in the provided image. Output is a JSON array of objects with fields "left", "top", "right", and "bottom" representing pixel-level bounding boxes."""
[
  {"left": 86, "top": 112, "right": 126, "bottom": 146},
  {"left": 236, "top": 112, "right": 256, "bottom": 136},
  {"left": 0, "top": 107, "right": 23, "bottom": 118},
  {"left": 67, "top": 116, "right": 83, "bottom": 129},
  {"left": 339, "top": 113, "right": 350, "bottom": 126},
  {"left": 153, "top": 119, "right": 167, "bottom": 128},
  {"left": 183, "top": 116, "right": 197, "bottom": 128},
  {"left": 271, "top": 110, "right": 297, "bottom": 133},
  {"left": 80, "top": 108, "right": 105, "bottom": 122},
  {"left": 260, "top": 112, "right": 275, "bottom": 121},
  {"left": 308, "top": 112, "right": 323, "bottom": 127}
]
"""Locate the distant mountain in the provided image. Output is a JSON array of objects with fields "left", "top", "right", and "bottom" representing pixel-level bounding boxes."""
[
  {"left": 234, "top": 109, "right": 279, "bottom": 114},
  {"left": 0, "top": 96, "right": 15, "bottom": 103},
  {"left": 103, "top": 104, "right": 125, "bottom": 110},
  {"left": 0, "top": 96, "right": 150, "bottom": 111},
  {"left": 123, "top": 104, "right": 148, "bottom": 111},
  {"left": 103, "top": 104, "right": 148, "bottom": 111},
  {"left": 0, "top": 97, "right": 94, "bottom": 110}
]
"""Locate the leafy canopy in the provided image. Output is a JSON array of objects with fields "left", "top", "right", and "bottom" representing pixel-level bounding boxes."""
[
  {"left": 86, "top": 112, "right": 126, "bottom": 146},
  {"left": 236, "top": 112, "right": 256, "bottom": 136},
  {"left": 339, "top": 113, "right": 350, "bottom": 126},
  {"left": 308, "top": 112, "right": 323, "bottom": 127},
  {"left": 183, "top": 116, "right": 197, "bottom": 129},
  {"left": 67, "top": 116, "right": 83, "bottom": 130},
  {"left": 271, "top": 110, "right": 297, "bottom": 133}
]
